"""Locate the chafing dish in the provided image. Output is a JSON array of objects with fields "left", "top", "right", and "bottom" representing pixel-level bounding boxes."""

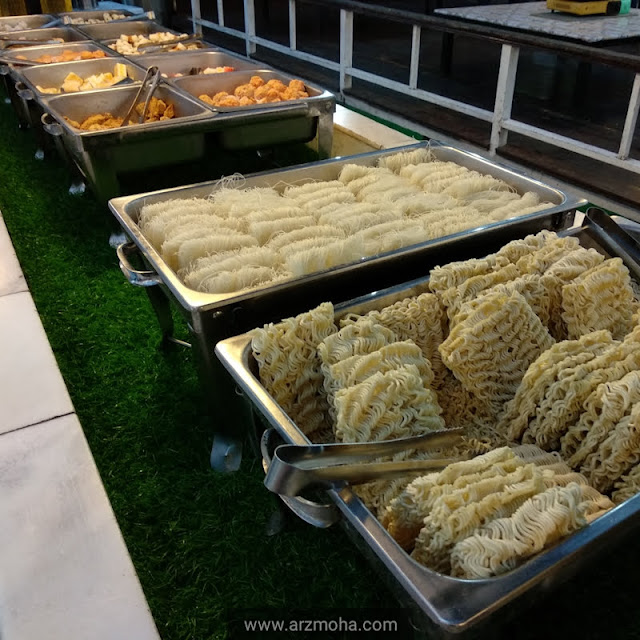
[
  {"left": 72, "top": 20, "right": 181, "bottom": 42},
  {"left": 170, "top": 69, "right": 334, "bottom": 153},
  {"left": 108, "top": 141, "right": 583, "bottom": 470},
  {"left": 0, "top": 27, "right": 87, "bottom": 49},
  {"left": 135, "top": 51, "right": 262, "bottom": 79},
  {"left": 0, "top": 15, "right": 56, "bottom": 32},
  {"left": 56, "top": 9, "right": 139, "bottom": 25},
  {"left": 214, "top": 210, "right": 640, "bottom": 635},
  {"left": 40, "top": 83, "right": 215, "bottom": 200}
]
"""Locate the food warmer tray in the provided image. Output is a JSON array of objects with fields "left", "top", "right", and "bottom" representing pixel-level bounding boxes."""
[
  {"left": 38, "top": 82, "right": 220, "bottom": 201},
  {"left": 55, "top": 9, "right": 138, "bottom": 25},
  {"left": 169, "top": 68, "right": 335, "bottom": 154},
  {"left": 0, "top": 15, "right": 56, "bottom": 32},
  {"left": 0, "top": 40, "right": 113, "bottom": 132},
  {"left": 71, "top": 20, "right": 182, "bottom": 42},
  {"left": 108, "top": 142, "right": 584, "bottom": 470},
  {"left": 214, "top": 211, "right": 640, "bottom": 636},
  {"left": 135, "top": 50, "right": 260, "bottom": 79},
  {"left": 14, "top": 57, "right": 147, "bottom": 146},
  {"left": 0, "top": 26, "right": 87, "bottom": 50}
]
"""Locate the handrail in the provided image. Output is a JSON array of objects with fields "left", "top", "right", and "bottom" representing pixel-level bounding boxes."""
[{"left": 297, "top": 0, "right": 640, "bottom": 72}]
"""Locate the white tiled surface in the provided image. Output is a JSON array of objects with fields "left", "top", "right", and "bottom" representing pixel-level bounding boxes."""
[
  {"left": 334, "top": 104, "right": 417, "bottom": 151},
  {"left": 0, "top": 414, "right": 160, "bottom": 640},
  {"left": 0, "top": 291, "right": 74, "bottom": 434},
  {"left": 0, "top": 216, "right": 27, "bottom": 297}
]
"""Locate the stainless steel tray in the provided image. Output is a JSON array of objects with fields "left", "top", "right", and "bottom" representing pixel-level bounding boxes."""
[
  {"left": 214, "top": 213, "right": 640, "bottom": 635},
  {"left": 109, "top": 142, "right": 581, "bottom": 470},
  {"left": 172, "top": 68, "right": 329, "bottom": 114},
  {"left": 136, "top": 50, "right": 261, "bottom": 79},
  {"left": 0, "top": 15, "right": 56, "bottom": 33},
  {"left": 0, "top": 40, "right": 113, "bottom": 64},
  {"left": 56, "top": 9, "right": 138, "bottom": 25},
  {"left": 0, "top": 26, "right": 87, "bottom": 49},
  {"left": 17, "top": 57, "right": 147, "bottom": 97},
  {"left": 73, "top": 20, "right": 181, "bottom": 41},
  {"left": 39, "top": 83, "right": 215, "bottom": 200}
]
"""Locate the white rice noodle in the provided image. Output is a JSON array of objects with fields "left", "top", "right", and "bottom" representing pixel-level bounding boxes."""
[
  {"left": 486, "top": 191, "right": 543, "bottom": 221},
  {"left": 465, "top": 191, "right": 521, "bottom": 214},
  {"left": 138, "top": 197, "right": 216, "bottom": 228},
  {"left": 338, "top": 164, "right": 379, "bottom": 185},
  {"left": 248, "top": 216, "right": 315, "bottom": 245},
  {"left": 267, "top": 226, "right": 344, "bottom": 251},
  {"left": 400, "top": 162, "right": 465, "bottom": 187},
  {"left": 143, "top": 213, "right": 228, "bottom": 249},
  {"left": 335, "top": 210, "right": 401, "bottom": 235},
  {"left": 342, "top": 169, "right": 395, "bottom": 195},
  {"left": 355, "top": 175, "right": 412, "bottom": 202},
  {"left": 359, "top": 223, "right": 429, "bottom": 255},
  {"left": 197, "top": 265, "right": 284, "bottom": 294},
  {"left": 422, "top": 171, "right": 482, "bottom": 194},
  {"left": 488, "top": 200, "right": 549, "bottom": 222},
  {"left": 300, "top": 190, "right": 356, "bottom": 212},
  {"left": 316, "top": 202, "right": 381, "bottom": 225},
  {"left": 209, "top": 187, "right": 283, "bottom": 219},
  {"left": 181, "top": 246, "right": 281, "bottom": 285},
  {"left": 162, "top": 229, "right": 257, "bottom": 271},
  {"left": 284, "top": 236, "right": 365, "bottom": 277},
  {"left": 392, "top": 193, "right": 458, "bottom": 218},
  {"left": 417, "top": 166, "right": 471, "bottom": 189},
  {"left": 377, "top": 148, "right": 433, "bottom": 173},
  {"left": 245, "top": 205, "right": 305, "bottom": 224},
  {"left": 442, "top": 176, "right": 513, "bottom": 199},
  {"left": 283, "top": 180, "right": 345, "bottom": 200}
]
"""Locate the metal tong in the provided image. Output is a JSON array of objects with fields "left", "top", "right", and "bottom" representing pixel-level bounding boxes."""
[
  {"left": 264, "top": 428, "right": 464, "bottom": 497},
  {"left": 61, "top": 11, "right": 155, "bottom": 26},
  {"left": 119, "top": 65, "right": 161, "bottom": 127},
  {"left": 136, "top": 33, "right": 200, "bottom": 53},
  {"left": 0, "top": 38, "right": 62, "bottom": 48}
]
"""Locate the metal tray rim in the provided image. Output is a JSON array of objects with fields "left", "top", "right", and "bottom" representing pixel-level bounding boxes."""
[
  {"left": 213, "top": 219, "right": 640, "bottom": 631},
  {"left": 108, "top": 141, "right": 586, "bottom": 314}
]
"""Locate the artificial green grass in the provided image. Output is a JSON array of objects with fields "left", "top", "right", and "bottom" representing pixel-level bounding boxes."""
[{"left": 2, "top": 98, "right": 640, "bottom": 640}]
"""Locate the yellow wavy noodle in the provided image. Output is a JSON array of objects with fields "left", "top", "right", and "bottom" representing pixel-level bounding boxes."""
[
  {"left": 251, "top": 302, "right": 336, "bottom": 436},
  {"left": 612, "top": 463, "right": 640, "bottom": 504},
  {"left": 515, "top": 235, "right": 581, "bottom": 275},
  {"left": 327, "top": 341, "right": 434, "bottom": 401},
  {"left": 266, "top": 226, "right": 343, "bottom": 252},
  {"left": 496, "top": 330, "right": 614, "bottom": 442},
  {"left": 411, "top": 469, "right": 547, "bottom": 573},
  {"left": 581, "top": 403, "right": 640, "bottom": 493},
  {"left": 181, "top": 247, "right": 282, "bottom": 287},
  {"left": 494, "top": 229, "right": 558, "bottom": 263},
  {"left": 247, "top": 216, "right": 315, "bottom": 245},
  {"left": 487, "top": 276, "right": 552, "bottom": 329},
  {"left": 540, "top": 247, "right": 606, "bottom": 340},
  {"left": 562, "top": 370, "right": 640, "bottom": 465},
  {"left": 340, "top": 293, "right": 447, "bottom": 387},
  {"left": 377, "top": 148, "right": 434, "bottom": 173},
  {"left": 450, "top": 484, "right": 613, "bottom": 579},
  {"left": 562, "top": 257, "right": 635, "bottom": 340},
  {"left": 284, "top": 236, "right": 365, "bottom": 277},
  {"left": 522, "top": 331, "right": 640, "bottom": 451},
  {"left": 439, "top": 290, "right": 555, "bottom": 409},
  {"left": 440, "top": 264, "right": 521, "bottom": 321},
  {"left": 333, "top": 364, "right": 445, "bottom": 443},
  {"left": 381, "top": 447, "right": 520, "bottom": 549}
]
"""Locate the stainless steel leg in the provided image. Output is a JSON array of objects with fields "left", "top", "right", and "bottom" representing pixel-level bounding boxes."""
[
  {"left": 316, "top": 111, "right": 334, "bottom": 159},
  {"left": 145, "top": 285, "right": 176, "bottom": 345}
]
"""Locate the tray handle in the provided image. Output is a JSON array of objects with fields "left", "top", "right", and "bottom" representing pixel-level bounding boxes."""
[
  {"left": 116, "top": 242, "right": 163, "bottom": 287},
  {"left": 15, "top": 80, "right": 33, "bottom": 101},
  {"left": 40, "top": 112, "right": 63, "bottom": 137},
  {"left": 261, "top": 429, "right": 340, "bottom": 529}
]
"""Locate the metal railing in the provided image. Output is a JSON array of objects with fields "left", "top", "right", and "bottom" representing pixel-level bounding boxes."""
[{"left": 189, "top": 0, "right": 640, "bottom": 174}]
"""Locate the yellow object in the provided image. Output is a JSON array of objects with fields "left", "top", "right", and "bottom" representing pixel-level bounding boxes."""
[
  {"left": 0, "top": 0, "right": 27, "bottom": 17},
  {"left": 546, "top": 0, "right": 621, "bottom": 15},
  {"left": 39, "top": 0, "right": 73, "bottom": 12}
]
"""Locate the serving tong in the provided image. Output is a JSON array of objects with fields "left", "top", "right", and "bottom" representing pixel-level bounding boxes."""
[
  {"left": 0, "top": 38, "right": 63, "bottom": 48},
  {"left": 119, "top": 65, "right": 161, "bottom": 127},
  {"left": 0, "top": 56, "right": 39, "bottom": 66},
  {"left": 136, "top": 33, "right": 201, "bottom": 53},
  {"left": 264, "top": 428, "right": 464, "bottom": 497},
  {"left": 60, "top": 11, "right": 155, "bottom": 26}
]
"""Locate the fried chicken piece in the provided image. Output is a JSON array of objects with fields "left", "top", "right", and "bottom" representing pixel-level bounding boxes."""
[
  {"left": 238, "top": 96, "right": 254, "bottom": 106},
  {"left": 81, "top": 113, "right": 112, "bottom": 129},
  {"left": 265, "top": 79, "right": 287, "bottom": 93},
  {"left": 160, "top": 103, "right": 175, "bottom": 120},
  {"left": 289, "top": 79, "right": 306, "bottom": 93},
  {"left": 282, "top": 87, "right": 308, "bottom": 101},
  {"left": 234, "top": 83, "right": 254, "bottom": 99},
  {"left": 249, "top": 75, "right": 264, "bottom": 88},
  {"left": 217, "top": 95, "right": 241, "bottom": 107},
  {"left": 199, "top": 94, "right": 215, "bottom": 106},
  {"left": 64, "top": 117, "right": 81, "bottom": 129}
]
